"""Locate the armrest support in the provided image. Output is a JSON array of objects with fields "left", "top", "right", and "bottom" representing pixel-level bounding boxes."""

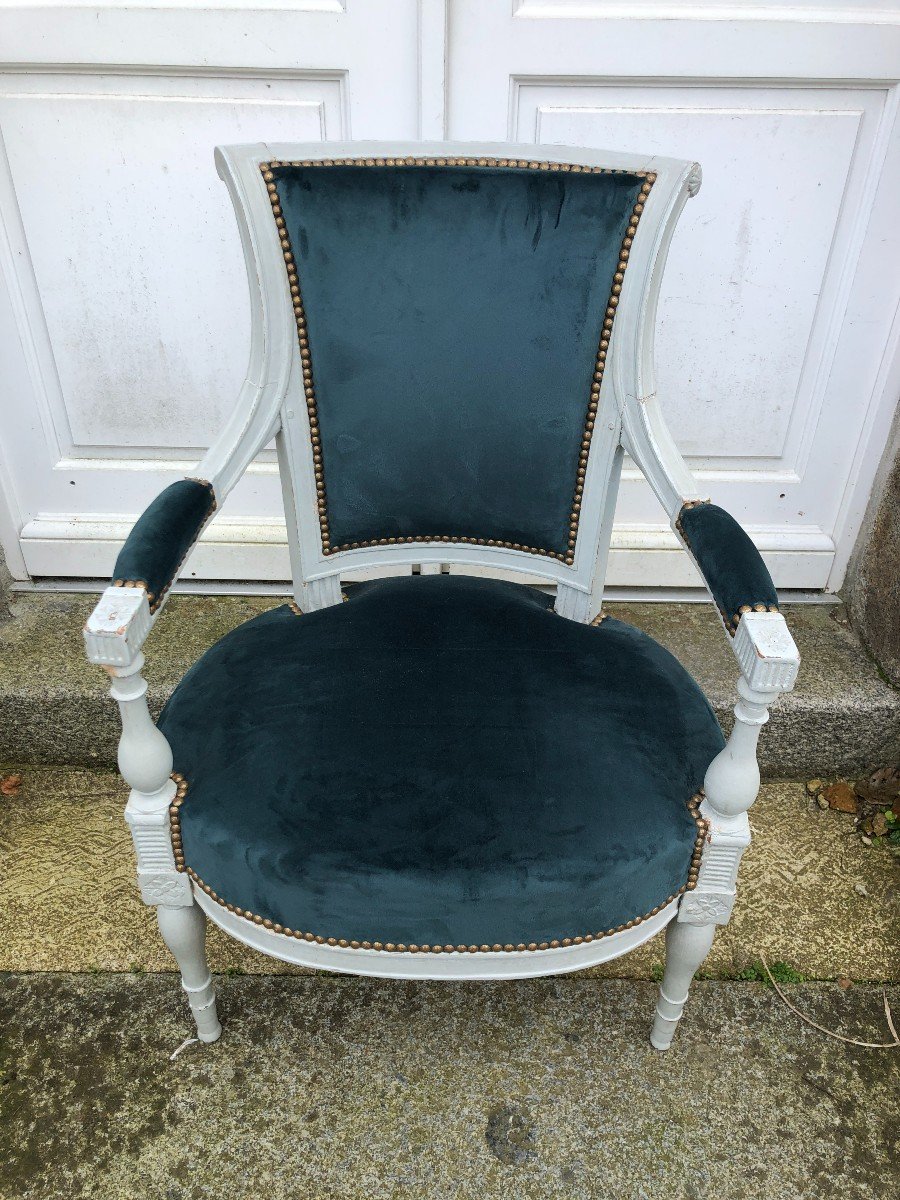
[
  {"left": 111, "top": 478, "right": 217, "bottom": 614},
  {"left": 675, "top": 500, "right": 780, "bottom": 636}
]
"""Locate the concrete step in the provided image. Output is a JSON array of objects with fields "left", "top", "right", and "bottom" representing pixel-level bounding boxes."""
[{"left": 1, "top": 590, "right": 898, "bottom": 775}]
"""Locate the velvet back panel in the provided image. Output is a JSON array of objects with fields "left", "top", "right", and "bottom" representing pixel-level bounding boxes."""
[{"left": 268, "top": 163, "right": 647, "bottom": 560}]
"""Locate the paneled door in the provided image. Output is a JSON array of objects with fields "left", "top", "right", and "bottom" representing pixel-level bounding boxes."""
[
  {"left": 448, "top": 0, "right": 900, "bottom": 590},
  {"left": 1, "top": 1, "right": 899, "bottom": 593},
  {"left": 0, "top": 0, "right": 438, "bottom": 583}
]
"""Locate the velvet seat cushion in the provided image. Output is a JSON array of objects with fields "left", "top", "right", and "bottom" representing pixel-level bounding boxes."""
[{"left": 158, "top": 575, "right": 724, "bottom": 952}]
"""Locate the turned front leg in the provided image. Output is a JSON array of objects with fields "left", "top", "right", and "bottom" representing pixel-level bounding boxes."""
[
  {"left": 651, "top": 676, "right": 790, "bottom": 1050},
  {"left": 651, "top": 921, "right": 716, "bottom": 1050},
  {"left": 110, "top": 657, "right": 221, "bottom": 1040},
  {"left": 157, "top": 904, "right": 222, "bottom": 1043}
]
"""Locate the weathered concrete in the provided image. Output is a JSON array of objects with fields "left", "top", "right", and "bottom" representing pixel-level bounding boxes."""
[
  {"left": 1, "top": 590, "right": 898, "bottom": 775},
  {"left": 0, "top": 545, "right": 11, "bottom": 624},
  {"left": 611, "top": 599, "right": 900, "bottom": 776},
  {"left": 1, "top": 769, "right": 897, "bottom": 982},
  {"left": 0, "top": 972, "right": 897, "bottom": 1200},
  {"left": 846, "top": 409, "right": 900, "bottom": 688}
]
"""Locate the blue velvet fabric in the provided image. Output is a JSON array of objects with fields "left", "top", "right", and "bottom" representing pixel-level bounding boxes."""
[
  {"left": 158, "top": 575, "right": 724, "bottom": 948},
  {"left": 678, "top": 502, "right": 779, "bottom": 629},
  {"left": 272, "top": 163, "right": 644, "bottom": 555},
  {"left": 112, "top": 479, "right": 215, "bottom": 609}
]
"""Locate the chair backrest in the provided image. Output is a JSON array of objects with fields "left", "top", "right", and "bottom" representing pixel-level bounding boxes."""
[{"left": 209, "top": 142, "right": 702, "bottom": 619}]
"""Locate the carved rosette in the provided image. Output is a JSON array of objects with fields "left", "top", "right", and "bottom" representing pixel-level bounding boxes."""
[
  {"left": 136, "top": 870, "right": 193, "bottom": 907},
  {"left": 677, "top": 889, "right": 735, "bottom": 926}
]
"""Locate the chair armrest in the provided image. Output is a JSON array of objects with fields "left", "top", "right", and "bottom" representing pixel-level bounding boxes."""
[
  {"left": 83, "top": 478, "right": 216, "bottom": 668},
  {"left": 675, "top": 500, "right": 779, "bottom": 636},
  {"left": 673, "top": 499, "right": 799, "bottom": 694},
  {"left": 111, "top": 478, "right": 217, "bottom": 614}
]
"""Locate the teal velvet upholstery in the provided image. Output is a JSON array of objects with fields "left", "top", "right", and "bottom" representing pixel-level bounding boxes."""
[
  {"left": 272, "top": 163, "right": 645, "bottom": 557},
  {"left": 112, "top": 479, "right": 215, "bottom": 610},
  {"left": 677, "top": 501, "right": 779, "bottom": 632},
  {"left": 158, "top": 575, "right": 724, "bottom": 950}
]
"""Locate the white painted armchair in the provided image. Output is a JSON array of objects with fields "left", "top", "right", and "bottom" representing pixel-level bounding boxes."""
[{"left": 84, "top": 142, "right": 799, "bottom": 1049}]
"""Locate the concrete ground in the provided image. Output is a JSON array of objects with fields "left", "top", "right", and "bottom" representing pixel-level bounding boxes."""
[
  {"left": 1, "top": 769, "right": 898, "bottom": 1198},
  {"left": 1, "top": 975, "right": 898, "bottom": 1200}
]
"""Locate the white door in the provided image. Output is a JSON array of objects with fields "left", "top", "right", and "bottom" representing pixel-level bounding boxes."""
[
  {"left": 447, "top": 0, "right": 900, "bottom": 590},
  {"left": 0, "top": 0, "right": 433, "bottom": 584},
  {"left": 1, "top": 1, "right": 899, "bottom": 593}
]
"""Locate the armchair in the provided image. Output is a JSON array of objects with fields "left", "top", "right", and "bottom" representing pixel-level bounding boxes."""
[{"left": 84, "top": 142, "right": 799, "bottom": 1049}]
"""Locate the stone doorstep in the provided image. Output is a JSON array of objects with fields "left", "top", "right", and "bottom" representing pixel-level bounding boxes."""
[{"left": 0, "top": 590, "right": 898, "bottom": 777}]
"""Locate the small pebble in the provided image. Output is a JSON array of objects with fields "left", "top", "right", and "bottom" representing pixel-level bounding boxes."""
[
  {"left": 816, "top": 795, "right": 829, "bottom": 810},
  {"left": 860, "top": 836, "right": 873, "bottom": 847},
  {"left": 854, "top": 882, "right": 869, "bottom": 897}
]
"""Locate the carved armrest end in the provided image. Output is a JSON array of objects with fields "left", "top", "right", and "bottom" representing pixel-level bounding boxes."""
[
  {"left": 732, "top": 610, "right": 800, "bottom": 695},
  {"left": 84, "top": 585, "right": 152, "bottom": 668}
]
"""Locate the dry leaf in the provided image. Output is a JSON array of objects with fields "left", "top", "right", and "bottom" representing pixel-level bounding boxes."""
[
  {"left": 823, "top": 781, "right": 857, "bottom": 814},
  {"left": 0, "top": 772, "right": 23, "bottom": 797}
]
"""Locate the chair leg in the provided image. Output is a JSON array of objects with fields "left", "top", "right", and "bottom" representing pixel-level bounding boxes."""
[
  {"left": 650, "top": 918, "right": 715, "bottom": 1051},
  {"left": 157, "top": 903, "right": 222, "bottom": 1043}
]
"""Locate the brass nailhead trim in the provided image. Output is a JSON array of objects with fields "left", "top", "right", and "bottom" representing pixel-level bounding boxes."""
[
  {"left": 261, "top": 158, "right": 656, "bottom": 568},
  {"left": 674, "top": 498, "right": 780, "bottom": 637},
  {"left": 288, "top": 591, "right": 349, "bottom": 616},
  {"left": 168, "top": 771, "right": 706, "bottom": 952},
  {"left": 113, "top": 479, "right": 217, "bottom": 614}
]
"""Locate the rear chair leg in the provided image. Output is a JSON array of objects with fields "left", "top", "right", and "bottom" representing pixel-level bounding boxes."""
[
  {"left": 158, "top": 903, "right": 222, "bottom": 1043},
  {"left": 651, "top": 920, "right": 715, "bottom": 1050}
]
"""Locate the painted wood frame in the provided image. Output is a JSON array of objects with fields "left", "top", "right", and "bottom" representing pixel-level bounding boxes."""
[{"left": 83, "top": 141, "right": 800, "bottom": 1049}]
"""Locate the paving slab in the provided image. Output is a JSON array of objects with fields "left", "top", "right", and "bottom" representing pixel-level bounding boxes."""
[
  {"left": 1, "top": 768, "right": 897, "bottom": 982},
  {"left": 0, "top": 973, "right": 897, "bottom": 1200},
  {"left": 1, "top": 591, "right": 897, "bottom": 775}
]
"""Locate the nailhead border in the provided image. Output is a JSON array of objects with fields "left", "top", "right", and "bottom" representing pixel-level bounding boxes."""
[
  {"left": 112, "top": 479, "right": 217, "bottom": 614},
  {"left": 260, "top": 156, "right": 656, "bottom": 567},
  {"left": 288, "top": 591, "right": 349, "bottom": 616},
  {"left": 168, "top": 772, "right": 707, "bottom": 954},
  {"left": 674, "top": 499, "right": 781, "bottom": 636}
]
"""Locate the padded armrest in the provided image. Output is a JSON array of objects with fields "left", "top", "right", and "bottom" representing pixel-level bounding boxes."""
[
  {"left": 112, "top": 478, "right": 216, "bottom": 613},
  {"left": 675, "top": 500, "right": 779, "bottom": 636}
]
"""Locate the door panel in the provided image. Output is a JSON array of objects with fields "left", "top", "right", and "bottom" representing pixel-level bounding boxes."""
[
  {"left": 0, "top": 1, "right": 422, "bottom": 581},
  {"left": 448, "top": 0, "right": 900, "bottom": 589},
  {"left": 2, "top": 74, "right": 345, "bottom": 455},
  {"left": 1, "top": 0, "right": 899, "bottom": 592}
]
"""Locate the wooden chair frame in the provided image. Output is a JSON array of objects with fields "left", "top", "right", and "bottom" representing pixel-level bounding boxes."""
[{"left": 84, "top": 141, "right": 799, "bottom": 1049}]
